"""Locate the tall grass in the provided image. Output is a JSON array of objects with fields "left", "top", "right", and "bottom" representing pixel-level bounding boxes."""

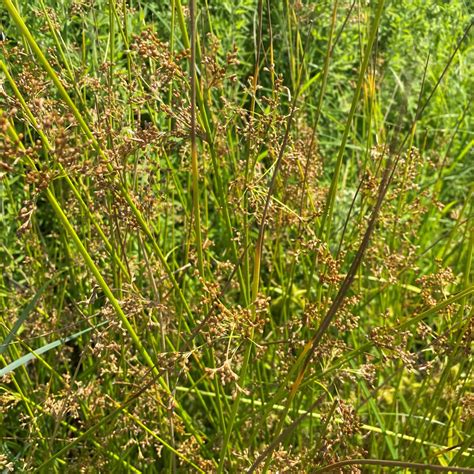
[{"left": 0, "top": 0, "right": 472, "bottom": 472}]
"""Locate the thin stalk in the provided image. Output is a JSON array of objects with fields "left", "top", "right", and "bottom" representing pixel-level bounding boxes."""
[
  {"left": 313, "top": 459, "right": 474, "bottom": 473},
  {"left": 189, "top": 0, "right": 204, "bottom": 276}
]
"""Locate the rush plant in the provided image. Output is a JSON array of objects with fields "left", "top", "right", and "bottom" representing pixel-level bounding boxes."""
[{"left": 0, "top": 0, "right": 472, "bottom": 472}]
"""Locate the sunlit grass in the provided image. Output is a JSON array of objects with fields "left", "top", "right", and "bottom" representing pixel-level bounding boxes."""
[{"left": 0, "top": 0, "right": 472, "bottom": 472}]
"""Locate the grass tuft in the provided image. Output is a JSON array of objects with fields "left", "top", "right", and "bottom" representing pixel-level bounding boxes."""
[{"left": 0, "top": 0, "right": 472, "bottom": 471}]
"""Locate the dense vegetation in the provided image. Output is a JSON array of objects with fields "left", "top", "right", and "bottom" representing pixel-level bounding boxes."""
[{"left": 0, "top": 0, "right": 472, "bottom": 472}]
